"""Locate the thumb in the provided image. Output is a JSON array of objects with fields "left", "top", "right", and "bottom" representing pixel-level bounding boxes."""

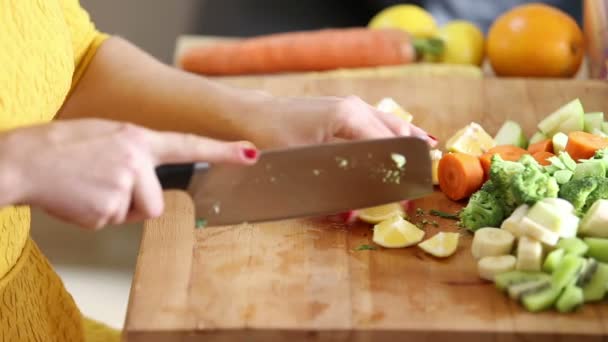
[{"left": 147, "top": 131, "right": 259, "bottom": 166}]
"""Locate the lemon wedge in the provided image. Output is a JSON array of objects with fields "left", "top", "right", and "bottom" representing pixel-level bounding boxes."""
[
  {"left": 430, "top": 149, "right": 443, "bottom": 185},
  {"left": 445, "top": 122, "right": 495, "bottom": 157},
  {"left": 417, "top": 232, "right": 460, "bottom": 258},
  {"left": 358, "top": 202, "right": 405, "bottom": 224},
  {"left": 375, "top": 97, "right": 413, "bottom": 123},
  {"left": 373, "top": 215, "right": 425, "bottom": 248}
]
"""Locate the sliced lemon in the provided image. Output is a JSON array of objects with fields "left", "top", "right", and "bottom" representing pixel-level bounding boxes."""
[
  {"left": 373, "top": 215, "right": 425, "bottom": 248},
  {"left": 375, "top": 97, "right": 413, "bottom": 123},
  {"left": 358, "top": 202, "right": 405, "bottom": 224},
  {"left": 430, "top": 149, "right": 443, "bottom": 185},
  {"left": 445, "top": 122, "right": 495, "bottom": 157},
  {"left": 417, "top": 232, "right": 460, "bottom": 258},
  {"left": 368, "top": 4, "right": 438, "bottom": 38}
]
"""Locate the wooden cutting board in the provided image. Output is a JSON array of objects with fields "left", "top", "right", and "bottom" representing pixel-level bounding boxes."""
[{"left": 123, "top": 76, "right": 608, "bottom": 342}]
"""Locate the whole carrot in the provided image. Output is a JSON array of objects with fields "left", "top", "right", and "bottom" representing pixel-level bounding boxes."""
[{"left": 179, "top": 28, "right": 419, "bottom": 76}]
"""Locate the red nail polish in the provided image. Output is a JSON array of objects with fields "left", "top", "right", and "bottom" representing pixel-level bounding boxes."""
[
  {"left": 427, "top": 134, "right": 437, "bottom": 141},
  {"left": 243, "top": 148, "right": 258, "bottom": 159}
]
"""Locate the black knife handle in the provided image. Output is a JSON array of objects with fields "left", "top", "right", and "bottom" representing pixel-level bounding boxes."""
[{"left": 155, "top": 163, "right": 194, "bottom": 190}]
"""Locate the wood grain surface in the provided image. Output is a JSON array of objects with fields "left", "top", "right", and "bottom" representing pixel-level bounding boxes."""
[{"left": 124, "top": 76, "right": 608, "bottom": 341}]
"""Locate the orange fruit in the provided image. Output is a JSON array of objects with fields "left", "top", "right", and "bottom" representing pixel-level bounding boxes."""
[{"left": 486, "top": 3, "right": 584, "bottom": 78}]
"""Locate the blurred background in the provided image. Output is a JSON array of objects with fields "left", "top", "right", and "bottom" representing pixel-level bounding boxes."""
[
  {"left": 31, "top": 0, "right": 587, "bottom": 330},
  {"left": 65, "top": 0, "right": 584, "bottom": 64}
]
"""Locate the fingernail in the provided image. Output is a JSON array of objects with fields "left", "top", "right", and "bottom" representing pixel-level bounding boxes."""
[
  {"left": 427, "top": 134, "right": 437, "bottom": 141},
  {"left": 243, "top": 148, "right": 258, "bottom": 160}
]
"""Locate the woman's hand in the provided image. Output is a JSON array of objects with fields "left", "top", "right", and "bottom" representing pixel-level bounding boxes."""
[
  {"left": 244, "top": 94, "right": 438, "bottom": 149},
  {"left": 58, "top": 37, "right": 437, "bottom": 150},
  {"left": 0, "top": 119, "right": 258, "bottom": 230}
]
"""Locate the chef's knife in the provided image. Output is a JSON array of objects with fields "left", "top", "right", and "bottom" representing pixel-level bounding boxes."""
[{"left": 155, "top": 136, "right": 433, "bottom": 226}]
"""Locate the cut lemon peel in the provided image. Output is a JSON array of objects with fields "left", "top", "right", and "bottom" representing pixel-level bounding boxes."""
[
  {"left": 372, "top": 215, "right": 425, "bottom": 248},
  {"left": 418, "top": 232, "right": 460, "bottom": 257},
  {"left": 359, "top": 202, "right": 405, "bottom": 224}
]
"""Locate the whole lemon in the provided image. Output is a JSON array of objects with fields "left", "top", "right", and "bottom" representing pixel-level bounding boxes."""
[
  {"left": 368, "top": 4, "right": 438, "bottom": 38},
  {"left": 486, "top": 3, "right": 584, "bottom": 77},
  {"left": 438, "top": 20, "right": 485, "bottom": 66}
]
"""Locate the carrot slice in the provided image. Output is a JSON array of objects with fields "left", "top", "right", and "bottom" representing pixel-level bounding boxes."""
[
  {"left": 531, "top": 151, "right": 555, "bottom": 166},
  {"left": 479, "top": 145, "right": 529, "bottom": 178},
  {"left": 565, "top": 131, "right": 608, "bottom": 161},
  {"left": 527, "top": 139, "right": 553, "bottom": 155},
  {"left": 438, "top": 152, "right": 484, "bottom": 201}
]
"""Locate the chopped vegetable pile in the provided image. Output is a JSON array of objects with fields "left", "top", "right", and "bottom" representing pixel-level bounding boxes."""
[
  {"left": 330, "top": 97, "right": 608, "bottom": 314},
  {"left": 435, "top": 98, "right": 608, "bottom": 313}
]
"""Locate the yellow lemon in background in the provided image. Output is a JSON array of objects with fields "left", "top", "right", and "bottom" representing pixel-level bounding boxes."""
[
  {"left": 368, "top": 4, "right": 438, "bottom": 38},
  {"left": 438, "top": 20, "right": 485, "bottom": 66}
]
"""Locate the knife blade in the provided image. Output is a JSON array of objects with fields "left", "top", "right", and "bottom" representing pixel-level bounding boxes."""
[{"left": 155, "top": 136, "right": 433, "bottom": 227}]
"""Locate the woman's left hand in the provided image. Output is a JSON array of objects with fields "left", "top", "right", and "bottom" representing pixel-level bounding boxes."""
[{"left": 244, "top": 94, "right": 437, "bottom": 149}]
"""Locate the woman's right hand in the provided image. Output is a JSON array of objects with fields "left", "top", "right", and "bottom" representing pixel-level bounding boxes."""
[{"left": 0, "top": 119, "right": 258, "bottom": 230}]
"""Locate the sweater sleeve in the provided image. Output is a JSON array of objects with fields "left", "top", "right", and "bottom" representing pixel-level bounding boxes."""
[{"left": 58, "top": 0, "right": 110, "bottom": 88}]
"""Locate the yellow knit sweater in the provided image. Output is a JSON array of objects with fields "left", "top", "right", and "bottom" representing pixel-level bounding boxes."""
[{"left": 0, "top": 1, "right": 120, "bottom": 341}]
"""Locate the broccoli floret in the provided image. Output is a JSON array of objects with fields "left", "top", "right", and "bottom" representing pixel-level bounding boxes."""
[
  {"left": 486, "top": 154, "right": 558, "bottom": 212},
  {"left": 480, "top": 179, "right": 510, "bottom": 210},
  {"left": 511, "top": 166, "right": 559, "bottom": 205},
  {"left": 459, "top": 190, "right": 505, "bottom": 232},
  {"left": 489, "top": 155, "right": 525, "bottom": 189},
  {"left": 488, "top": 155, "right": 525, "bottom": 210},
  {"left": 583, "top": 179, "right": 608, "bottom": 213},
  {"left": 559, "top": 177, "right": 603, "bottom": 216},
  {"left": 591, "top": 148, "right": 608, "bottom": 170},
  {"left": 518, "top": 154, "right": 543, "bottom": 170},
  {"left": 480, "top": 180, "right": 496, "bottom": 192}
]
